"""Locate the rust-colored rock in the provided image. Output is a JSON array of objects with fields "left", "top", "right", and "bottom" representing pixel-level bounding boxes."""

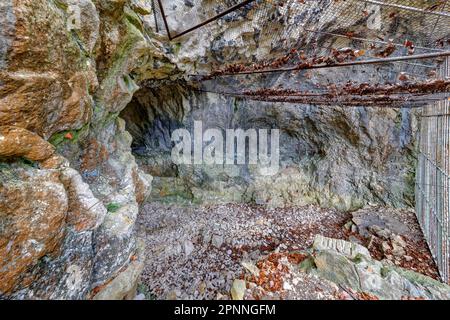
[
  {"left": 0, "top": 126, "right": 55, "bottom": 162},
  {"left": 79, "top": 138, "right": 109, "bottom": 174},
  {"left": 132, "top": 168, "right": 152, "bottom": 205},
  {"left": 0, "top": 0, "right": 97, "bottom": 138},
  {"left": 0, "top": 168, "right": 68, "bottom": 294},
  {"left": 0, "top": 0, "right": 163, "bottom": 299}
]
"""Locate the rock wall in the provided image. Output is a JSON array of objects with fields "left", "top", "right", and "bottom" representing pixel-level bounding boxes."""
[
  {"left": 121, "top": 82, "right": 417, "bottom": 211},
  {"left": 118, "top": 0, "right": 420, "bottom": 211},
  {"left": 0, "top": 0, "right": 175, "bottom": 299}
]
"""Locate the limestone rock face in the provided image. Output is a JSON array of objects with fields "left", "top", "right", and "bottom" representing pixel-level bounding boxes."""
[
  {"left": 0, "top": 127, "right": 56, "bottom": 163},
  {"left": 122, "top": 84, "right": 416, "bottom": 211},
  {"left": 60, "top": 168, "right": 107, "bottom": 232},
  {"left": 0, "top": 0, "right": 97, "bottom": 139},
  {"left": 92, "top": 239, "right": 145, "bottom": 300},
  {"left": 0, "top": 0, "right": 167, "bottom": 299},
  {"left": 117, "top": 0, "right": 420, "bottom": 211},
  {"left": 312, "top": 234, "right": 371, "bottom": 259},
  {"left": 0, "top": 166, "right": 68, "bottom": 294}
]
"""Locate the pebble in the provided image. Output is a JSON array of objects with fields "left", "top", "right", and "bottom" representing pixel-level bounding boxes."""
[
  {"left": 231, "top": 279, "right": 246, "bottom": 300},
  {"left": 283, "top": 282, "right": 293, "bottom": 290},
  {"left": 212, "top": 235, "right": 224, "bottom": 248},
  {"left": 184, "top": 240, "right": 195, "bottom": 256},
  {"left": 382, "top": 241, "right": 391, "bottom": 253}
]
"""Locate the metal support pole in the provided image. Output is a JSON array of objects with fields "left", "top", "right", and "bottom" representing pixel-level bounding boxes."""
[
  {"left": 158, "top": 0, "right": 257, "bottom": 41},
  {"left": 157, "top": 0, "right": 172, "bottom": 40},
  {"left": 152, "top": 0, "right": 159, "bottom": 33},
  {"left": 171, "top": 0, "right": 257, "bottom": 40}
]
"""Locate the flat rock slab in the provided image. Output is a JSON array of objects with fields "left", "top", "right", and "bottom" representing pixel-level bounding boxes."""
[
  {"left": 352, "top": 208, "right": 410, "bottom": 237},
  {"left": 313, "top": 234, "right": 371, "bottom": 259},
  {"left": 309, "top": 236, "right": 450, "bottom": 300}
]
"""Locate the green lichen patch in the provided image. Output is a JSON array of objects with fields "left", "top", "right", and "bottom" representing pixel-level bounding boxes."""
[
  {"left": 48, "top": 124, "right": 90, "bottom": 147},
  {"left": 106, "top": 203, "right": 121, "bottom": 213}
]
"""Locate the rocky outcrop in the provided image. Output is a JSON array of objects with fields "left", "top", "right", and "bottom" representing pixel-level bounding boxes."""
[
  {"left": 0, "top": 165, "right": 68, "bottom": 295},
  {"left": 0, "top": 0, "right": 169, "bottom": 299},
  {"left": 303, "top": 235, "right": 450, "bottom": 300},
  {"left": 92, "top": 239, "right": 145, "bottom": 300}
]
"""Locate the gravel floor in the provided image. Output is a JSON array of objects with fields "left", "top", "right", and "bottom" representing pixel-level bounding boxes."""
[{"left": 137, "top": 202, "right": 439, "bottom": 300}]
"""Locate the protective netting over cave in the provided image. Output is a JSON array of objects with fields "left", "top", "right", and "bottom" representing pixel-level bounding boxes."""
[
  {"left": 151, "top": 1, "right": 450, "bottom": 282},
  {"left": 152, "top": 0, "right": 450, "bottom": 108}
]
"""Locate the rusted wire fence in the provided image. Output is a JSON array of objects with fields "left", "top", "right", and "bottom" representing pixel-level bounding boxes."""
[
  {"left": 154, "top": 0, "right": 450, "bottom": 109},
  {"left": 158, "top": 0, "right": 450, "bottom": 78},
  {"left": 415, "top": 56, "right": 450, "bottom": 283}
]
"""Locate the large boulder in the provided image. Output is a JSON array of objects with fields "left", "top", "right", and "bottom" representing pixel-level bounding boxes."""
[{"left": 306, "top": 235, "right": 450, "bottom": 300}]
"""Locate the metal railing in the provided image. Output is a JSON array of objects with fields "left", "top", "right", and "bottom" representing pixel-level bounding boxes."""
[{"left": 415, "top": 56, "right": 450, "bottom": 283}]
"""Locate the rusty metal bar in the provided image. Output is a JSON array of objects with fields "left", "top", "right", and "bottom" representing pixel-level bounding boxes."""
[
  {"left": 428, "top": 0, "right": 449, "bottom": 39},
  {"left": 152, "top": 0, "right": 159, "bottom": 33},
  {"left": 395, "top": 61, "right": 439, "bottom": 69},
  {"left": 157, "top": 0, "right": 172, "bottom": 40},
  {"left": 357, "top": 0, "right": 450, "bottom": 18},
  {"left": 421, "top": 113, "right": 450, "bottom": 118},
  {"left": 415, "top": 56, "right": 450, "bottom": 284},
  {"left": 195, "top": 88, "right": 449, "bottom": 107},
  {"left": 199, "top": 51, "right": 450, "bottom": 78},
  {"left": 171, "top": 0, "right": 257, "bottom": 39}
]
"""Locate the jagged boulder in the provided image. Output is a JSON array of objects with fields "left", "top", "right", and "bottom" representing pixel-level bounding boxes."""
[{"left": 305, "top": 235, "right": 450, "bottom": 300}]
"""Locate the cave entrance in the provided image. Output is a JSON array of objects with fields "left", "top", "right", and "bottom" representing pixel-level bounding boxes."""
[{"left": 120, "top": 83, "right": 190, "bottom": 202}]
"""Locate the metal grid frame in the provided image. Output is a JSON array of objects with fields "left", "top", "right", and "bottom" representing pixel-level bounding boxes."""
[{"left": 415, "top": 56, "right": 450, "bottom": 283}]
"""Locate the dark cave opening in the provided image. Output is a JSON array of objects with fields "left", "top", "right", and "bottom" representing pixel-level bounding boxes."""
[{"left": 119, "top": 81, "right": 417, "bottom": 211}]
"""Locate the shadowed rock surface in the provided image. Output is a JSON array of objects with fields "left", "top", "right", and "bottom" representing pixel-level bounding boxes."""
[{"left": 122, "top": 83, "right": 417, "bottom": 211}]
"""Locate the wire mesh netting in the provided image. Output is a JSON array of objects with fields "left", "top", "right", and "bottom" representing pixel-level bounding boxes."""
[
  {"left": 416, "top": 57, "right": 450, "bottom": 283},
  {"left": 152, "top": 0, "right": 450, "bottom": 108},
  {"left": 157, "top": 1, "right": 450, "bottom": 47},
  {"left": 157, "top": 1, "right": 449, "bottom": 64}
]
